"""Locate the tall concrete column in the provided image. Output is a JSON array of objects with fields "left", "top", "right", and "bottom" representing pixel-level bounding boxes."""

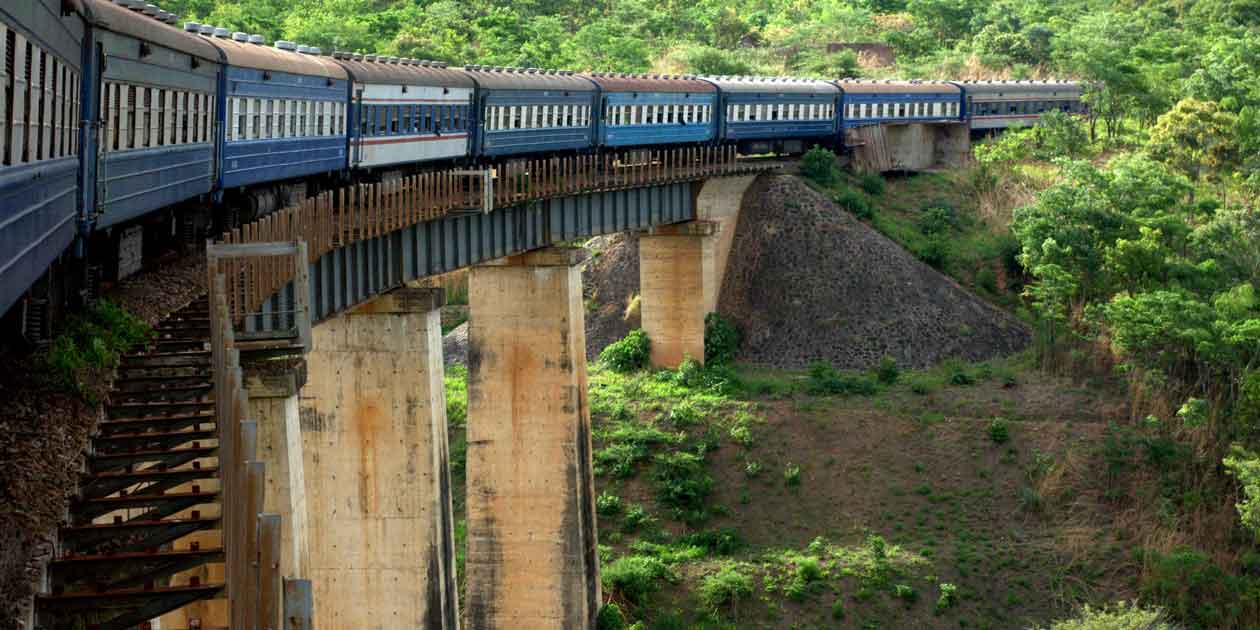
[
  {"left": 245, "top": 365, "right": 310, "bottom": 580},
  {"left": 465, "top": 247, "right": 600, "bottom": 630},
  {"left": 638, "top": 221, "right": 720, "bottom": 368},
  {"left": 299, "top": 287, "right": 459, "bottom": 630}
]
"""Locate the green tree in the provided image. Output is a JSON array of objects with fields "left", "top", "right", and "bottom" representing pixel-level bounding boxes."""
[
  {"left": 567, "top": 19, "right": 651, "bottom": 71},
  {"left": 1146, "top": 98, "right": 1240, "bottom": 185}
]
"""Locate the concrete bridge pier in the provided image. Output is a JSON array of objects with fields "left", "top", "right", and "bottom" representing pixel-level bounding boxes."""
[
  {"left": 638, "top": 220, "right": 721, "bottom": 368},
  {"left": 244, "top": 367, "right": 310, "bottom": 580},
  {"left": 465, "top": 247, "right": 601, "bottom": 630},
  {"left": 299, "top": 287, "right": 460, "bottom": 629}
]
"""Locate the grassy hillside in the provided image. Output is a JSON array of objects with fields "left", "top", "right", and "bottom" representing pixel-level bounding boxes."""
[{"left": 445, "top": 350, "right": 1142, "bottom": 629}]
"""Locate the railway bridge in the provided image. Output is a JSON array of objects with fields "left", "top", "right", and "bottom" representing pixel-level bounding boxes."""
[{"left": 38, "top": 148, "right": 772, "bottom": 629}]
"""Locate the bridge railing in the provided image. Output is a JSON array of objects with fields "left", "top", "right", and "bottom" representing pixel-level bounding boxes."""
[
  {"left": 213, "top": 146, "right": 740, "bottom": 323},
  {"left": 207, "top": 246, "right": 314, "bottom": 628}
]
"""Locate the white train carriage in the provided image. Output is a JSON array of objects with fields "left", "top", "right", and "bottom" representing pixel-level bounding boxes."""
[{"left": 333, "top": 53, "right": 475, "bottom": 170}]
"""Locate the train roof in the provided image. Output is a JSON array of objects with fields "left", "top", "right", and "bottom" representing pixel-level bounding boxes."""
[
  {"left": 195, "top": 33, "right": 347, "bottom": 79},
  {"left": 581, "top": 73, "right": 716, "bottom": 93},
  {"left": 953, "top": 80, "right": 1083, "bottom": 96},
  {"left": 698, "top": 76, "right": 839, "bottom": 95},
  {"left": 461, "top": 66, "right": 596, "bottom": 91},
  {"left": 330, "top": 53, "right": 473, "bottom": 88},
  {"left": 835, "top": 79, "right": 961, "bottom": 95},
  {"left": 79, "top": 0, "right": 219, "bottom": 62}
]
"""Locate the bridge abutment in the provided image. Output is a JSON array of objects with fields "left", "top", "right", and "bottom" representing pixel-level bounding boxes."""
[
  {"left": 465, "top": 247, "right": 601, "bottom": 630},
  {"left": 299, "top": 287, "right": 460, "bottom": 629},
  {"left": 639, "top": 221, "right": 721, "bottom": 368}
]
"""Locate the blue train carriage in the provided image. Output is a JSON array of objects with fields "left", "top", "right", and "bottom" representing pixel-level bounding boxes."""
[
  {"left": 200, "top": 29, "right": 348, "bottom": 201},
  {"left": 82, "top": 0, "right": 220, "bottom": 254},
  {"left": 331, "top": 53, "right": 475, "bottom": 172},
  {"left": 835, "top": 79, "right": 963, "bottom": 128},
  {"left": 954, "top": 80, "right": 1084, "bottom": 131},
  {"left": 583, "top": 73, "right": 716, "bottom": 148},
  {"left": 463, "top": 66, "right": 597, "bottom": 158},
  {"left": 0, "top": 0, "right": 87, "bottom": 318},
  {"left": 703, "top": 76, "right": 839, "bottom": 155}
]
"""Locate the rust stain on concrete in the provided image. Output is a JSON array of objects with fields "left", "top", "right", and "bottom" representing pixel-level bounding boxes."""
[{"left": 354, "top": 398, "right": 384, "bottom": 515}]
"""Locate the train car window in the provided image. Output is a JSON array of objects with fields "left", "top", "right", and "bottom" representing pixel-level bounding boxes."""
[
  {"left": 179, "top": 92, "right": 189, "bottom": 143},
  {"left": 423, "top": 105, "right": 432, "bottom": 132},
  {"left": 401, "top": 105, "right": 411, "bottom": 134},
  {"left": 390, "top": 105, "right": 398, "bottom": 134}
]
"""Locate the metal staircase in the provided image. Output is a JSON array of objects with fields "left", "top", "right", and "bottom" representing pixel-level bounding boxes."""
[{"left": 36, "top": 297, "right": 226, "bottom": 629}]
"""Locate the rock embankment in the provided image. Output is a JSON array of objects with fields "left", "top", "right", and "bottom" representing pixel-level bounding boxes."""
[{"left": 716, "top": 174, "right": 1029, "bottom": 369}]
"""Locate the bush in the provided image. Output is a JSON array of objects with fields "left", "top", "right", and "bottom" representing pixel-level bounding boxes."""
[
  {"left": 680, "top": 528, "right": 745, "bottom": 556},
  {"left": 893, "top": 583, "right": 918, "bottom": 604},
  {"left": 976, "top": 267, "right": 998, "bottom": 293},
  {"left": 596, "top": 603, "right": 627, "bottom": 630},
  {"left": 834, "top": 188, "right": 874, "bottom": 219},
  {"left": 698, "top": 564, "right": 754, "bottom": 619},
  {"left": 600, "top": 329, "right": 651, "bottom": 373},
  {"left": 917, "top": 237, "right": 949, "bottom": 269},
  {"left": 622, "top": 504, "right": 650, "bottom": 532},
  {"left": 784, "top": 463, "right": 802, "bottom": 487},
  {"left": 807, "top": 361, "right": 880, "bottom": 396},
  {"left": 602, "top": 555, "right": 671, "bottom": 604},
  {"left": 704, "top": 313, "right": 741, "bottom": 365},
  {"left": 800, "top": 146, "right": 838, "bottom": 186},
  {"left": 44, "top": 300, "right": 152, "bottom": 392},
  {"left": 919, "top": 205, "right": 957, "bottom": 235},
  {"left": 875, "top": 356, "right": 900, "bottom": 385},
  {"left": 988, "top": 418, "right": 1011, "bottom": 444},
  {"left": 652, "top": 451, "right": 714, "bottom": 515},
  {"left": 936, "top": 583, "right": 958, "bottom": 613},
  {"left": 596, "top": 492, "right": 623, "bottom": 516},
  {"left": 860, "top": 173, "right": 886, "bottom": 196},
  {"left": 1033, "top": 601, "right": 1177, "bottom": 630}
]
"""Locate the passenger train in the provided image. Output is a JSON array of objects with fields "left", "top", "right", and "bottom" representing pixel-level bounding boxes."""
[{"left": 0, "top": 0, "right": 1085, "bottom": 339}]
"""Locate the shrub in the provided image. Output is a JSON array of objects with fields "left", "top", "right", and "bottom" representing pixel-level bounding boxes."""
[
  {"left": 875, "top": 356, "right": 900, "bottom": 385},
  {"left": 596, "top": 492, "right": 623, "bottom": 516},
  {"left": 919, "top": 205, "right": 957, "bottom": 235},
  {"left": 860, "top": 172, "right": 886, "bottom": 196},
  {"left": 807, "top": 361, "right": 879, "bottom": 396},
  {"left": 622, "top": 504, "right": 650, "bottom": 532},
  {"left": 600, "top": 329, "right": 651, "bottom": 373},
  {"left": 834, "top": 188, "right": 874, "bottom": 219},
  {"left": 596, "top": 603, "right": 627, "bottom": 630},
  {"left": 918, "top": 237, "right": 949, "bottom": 269},
  {"left": 652, "top": 451, "right": 714, "bottom": 514},
  {"left": 680, "top": 528, "right": 745, "bottom": 556},
  {"left": 784, "top": 463, "right": 802, "bottom": 487},
  {"left": 893, "top": 583, "right": 918, "bottom": 603},
  {"left": 698, "top": 564, "right": 754, "bottom": 619},
  {"left": 704, "top": 313, "right": 741, "bottom": 365},
  {"left": 728, "top": 423, "right": 754, "bottom": 447},
  {"left": 602, "top": 555, "right": 671, "bottom": 604},
  {"left": 1033, "top": 601, "right": 1176, "bottom": 630},
  {"left": 666, "top": 401, "right": 701, "bottom": 427},
  {"left": 988, "top": 418, "right": 1011, "bottom": 444},
  {"left": 800, "top": 146, "right": 838, "bottom": 186},
  {"left": 936, "top": 583, "right": 958, "bottom": 613},
  {"left": 44, "top": 300, "right": 152, "bottom": 392},
  {"left": 976, "top": 267, "right": 998, "bottom": 293},
  {"left": 946, "top": 361, "right": 975, "bottom": 385},
  {"left": 744, "top": 460, "right": 762, "bottom": 478}
]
